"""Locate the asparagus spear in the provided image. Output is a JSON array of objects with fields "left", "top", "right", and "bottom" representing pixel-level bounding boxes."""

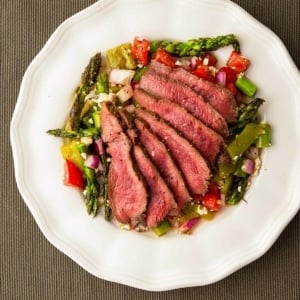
[
  {"left": 227, "top": 123, "right": 265, "bottom": 159},
  {"left": 255, "top": 123, "right": 272, "bottom": 148},
  {"left": 226, "top": 176, "right": 249, "bottom": 205},
  {"left": 229, "top": 98, "right": 265, "bottom": 135},
  {"left": 83, "top": 166, "right": 100, "bottom": 217},
  {"left": 150, "top": 34, "right": 240, "bottom": 57},
  {"left": 47, "top": 127, "right": 99, "bottom": 139},
  {"left": 95, "top": 71, "right": 109, "bottom": 94},
  {"left": 100, "top": 153, "right": 111, "bottom": 221},
  {"left": 65, "top": 52, "right": 102, "bottom": 131},
  {"left": 235, "top": 74, "right": 257, "bottom": 97},
  {"left": 81, "top": 52, "right": 102, "bottom": 91}
]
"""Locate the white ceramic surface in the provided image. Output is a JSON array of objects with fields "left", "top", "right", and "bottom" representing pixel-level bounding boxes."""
[{"left": 10, "top": 0, "right": 300, "bottom": 291}]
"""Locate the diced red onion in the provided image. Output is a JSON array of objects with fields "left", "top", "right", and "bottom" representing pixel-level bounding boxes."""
[
  {"left": 215, "top": 71, "right": 226, "bottom": 86},
  {"left": 190, "top": 56, "right": 200, "bottom": 70},
  {"left": 84, "top": 154, "right": 100, "bottom": 170},
  {"left": 178, "top": 217, "right": 200, "bottom": 234},
  {"left": 94, "top": 137, "right": 105, "bottom": 155},
  {"left": 241, "top": 159, "right": 255, "bottom": 174},
  {"left": 202, "top": 57, "right": 209, "bottom": 66},
  {"left": 175, "top": 58, "right": 191, "bottom": 69},
  {"left": 244, "top": 146, "right": 259, "bottom": 160}
]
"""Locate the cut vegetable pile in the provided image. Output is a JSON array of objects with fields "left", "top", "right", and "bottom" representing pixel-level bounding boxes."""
[{"left": 47, "top": 34, "right": 271, "bottom": 236}]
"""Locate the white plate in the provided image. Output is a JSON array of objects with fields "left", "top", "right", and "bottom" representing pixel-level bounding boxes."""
[{"left": 10, "top": 0, "right": 300, "bottom": 291}]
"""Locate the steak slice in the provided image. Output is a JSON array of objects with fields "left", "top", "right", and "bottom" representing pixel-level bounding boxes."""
[
  {"left": 100, "top": 102, "right": 124, "bottom": 143},
  {"left": 136, "top": 108, "right": 211, "bottom": 195},
  {"left": 133, "top": 145, "right": 177, "bottom": 228},
  {"left": 147, "top": 59, "right": 172, "bottom": 76},
  {"left": 139, "top": 71, "right": 228, "bottom": 136},
  {"left": 101, "top": 102, "right": 148, "bottom": 227},
  {"left": 134, "top": 88, "right": 224, "bottom": 165},
  {"left": 135, "top": 118, "right": 191, "bottom": 213},
  {"left": 170, "top": 67, "right": 237, "bottom": 123},
  {"left": 147, "top": 60, "right": 237, "bottom": 122}
]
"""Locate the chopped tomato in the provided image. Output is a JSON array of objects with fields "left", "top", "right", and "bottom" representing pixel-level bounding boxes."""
[
  {"left": 207, "top": 182, "right": 221, "bottom": 198},
  {"left": 218, "top": 66, "right": 238, "bottom": 84},
  {"left": 226, "top": 50, "right": 250, "bottom": 73},
  {"left": 192, "top": 183, "right": 221, "bottom": 212},
  {"left": 154, "top": 48, "right": 176, "bottom": 67},
  {"left": 131, "top": 37, "right": 150, "bottom": 65},
  {"left": 192, "top": 65, "right": 215, "bottom": 82},
  {"left": 201, "top": 52, "right": 218, "bottom": 66},
  {"left": 192, "top": 194, "right": 203, "bottom": 204},
  {"left": 226, "top": 82, "right": 238, "bottom": 95},
  {"left": 64, "top": 159, "right": 85, "bottom": 189},
  {"left": 201, "top": 193, "right": 221, "bottom": 212}
]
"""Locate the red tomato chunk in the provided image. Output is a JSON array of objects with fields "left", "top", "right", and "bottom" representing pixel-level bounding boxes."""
[
  {"left": 132, "top": 37, "right": 150, "bottom": 66},
  {"left": 154, "top": 48, "right": 176, "bottom": 67},
  {"left": 64, "top": 159, "right": 85, "bottom": 189},
  {"left": 227, "top": 50, "right": 251, "bottom": 73}
]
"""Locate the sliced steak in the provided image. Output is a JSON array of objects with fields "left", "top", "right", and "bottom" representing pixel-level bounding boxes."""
[
  {"left": 136, "top": 108, "right": 211, "bottom": 195},
  {"left": 170, "top": 67, "right": 237, "bottom": 122},
  {"left": 133, "top": 145, "right": 177, "bottom": 228},
  {"left": 147, "top": 59, "right": 172, "bottom": 76},
  {"left": 101, "top": 102, "right": 148, "bottom": 227},
  {"left": 134, "top": 88, "right": 224, "bottom": 165},
  {"left": 135, "top": 118, "right": 191, "bottom": 213},
  {"left": 147, "top": 60, "right": 237, "bottom": 122},
  {"left": 139, "top": 71, "right": 228, "bottom": 136},
  {"left": 100, "top": 102, "right": 124, "bottom": 143}
]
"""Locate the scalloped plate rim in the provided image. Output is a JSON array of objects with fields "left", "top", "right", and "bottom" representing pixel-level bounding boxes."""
[{"left": 10, "top": 0, "right": 300, "bottom": 291}]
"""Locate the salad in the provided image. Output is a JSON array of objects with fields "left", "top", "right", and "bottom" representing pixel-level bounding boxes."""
[{"left": 47, "top": 34, "right": 271, "bottom": 236}]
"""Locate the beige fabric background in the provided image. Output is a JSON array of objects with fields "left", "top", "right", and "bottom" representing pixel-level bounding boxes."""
[{"left": 1, "top": 1, "right": 299, "bottom": 299}]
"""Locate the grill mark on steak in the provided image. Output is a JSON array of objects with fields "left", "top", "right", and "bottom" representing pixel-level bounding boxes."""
[
  {"left": 139, "top": 71, "right": 228, "bottom": 136},
  {"left": 135, "top": 118, "right": 191, "bottom": 214},
  {"left": 147, "top": 60, "right": 238, "bottom": 123},
  {"left": 133, "top": 144, "right": 177, "bottom": 228},
  {"left": 136, "top": 108, "right": 211, "bottom": 195},
  {"left": 101, "top": 102, "right": 148, "bottom": 227},
  {"left": 134, "top": 88, "right": 224, "bottom": 165}
]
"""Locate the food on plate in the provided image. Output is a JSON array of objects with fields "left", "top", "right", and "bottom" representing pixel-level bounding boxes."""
[{"left": 47, "top": 34, "right": 272, "bottom": 235}]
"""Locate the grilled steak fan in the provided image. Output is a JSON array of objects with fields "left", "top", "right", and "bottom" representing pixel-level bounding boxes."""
[{"left": 47, "top": 35, "right": 271, "bottom": 235}]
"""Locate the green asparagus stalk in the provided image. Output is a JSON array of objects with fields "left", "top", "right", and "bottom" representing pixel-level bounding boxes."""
[
  {"left": 47, "top": 127, "right": 99, "bottom": 139},
  {"left": 95, "top": 71, "right": 109, "bottom": 94},
  {"left": 229, "top": 98, "right": 265, "bottom": 135},
  {"left": 132, "top": 66, "right": 148, "bottom": 83},
  {"left": 65, "top": 52, "right": 102, "bottom": 131},
  {"left": 81, "top": 52, "right": 102, "bottom": 90},
  {"left": 235, "top": 74, "right": 257, "bottom": 97},
  {"left": 227, "top": 123, "right": 265, "bottom": 159},
  {"left": 152, "top": 220, "right": 172, "bottom": 237},
  {"left": 226, "top": 176, "right": 249, "bottom": 205},
  {"left": 150, "top": 34, "right": 240, "bottom": 57},
  {"left": 255, "top": 123, "right": 272, "bottom": 148},
  {"left": 83, "top": 166, "right": 100, "bottom": 217}
]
